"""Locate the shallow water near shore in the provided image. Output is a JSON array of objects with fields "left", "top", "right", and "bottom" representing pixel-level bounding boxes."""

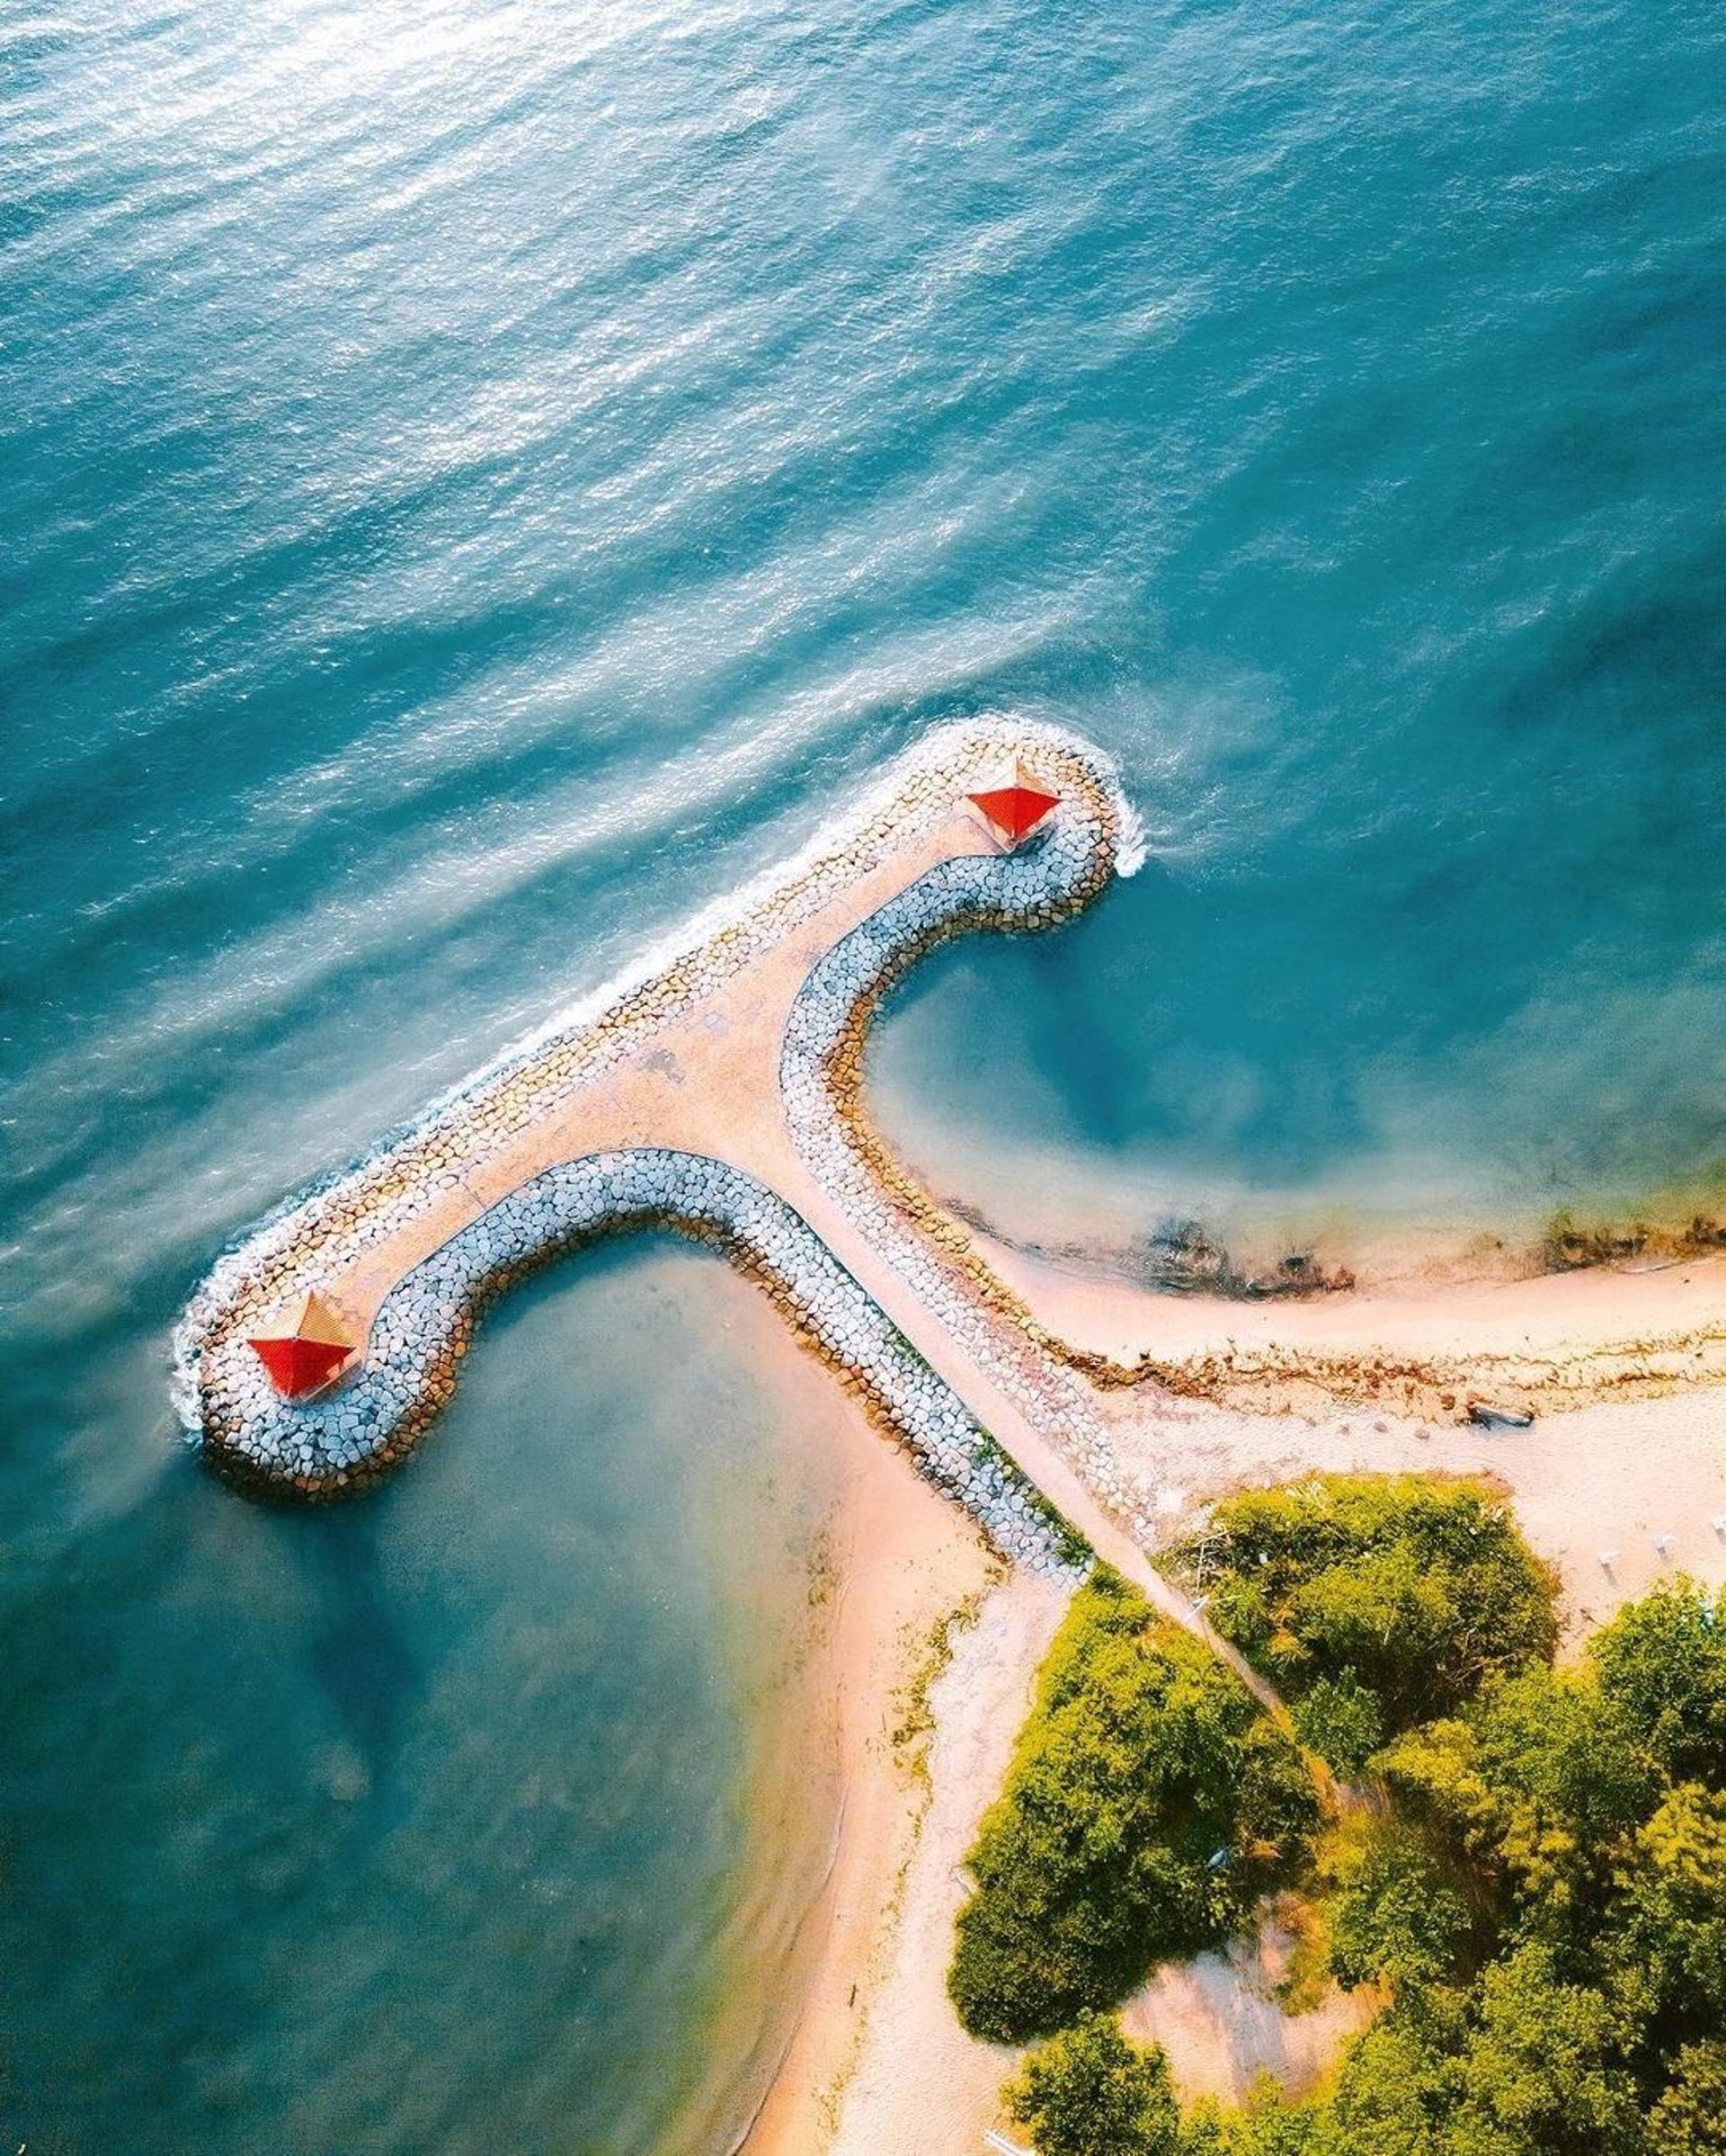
[
  {"left": 4, "top": 0, "right": 1723, "bottom": 2144},
  {"left": 0, "top": 1243, "right": 841, "bottom": 2155}
]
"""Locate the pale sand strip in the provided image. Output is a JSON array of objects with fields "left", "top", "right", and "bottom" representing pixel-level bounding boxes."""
[
  {"left": 736, "top": 1347, "right": 1010, "bottom": 2155},
  {"left": 821, "top": 1570, "right": 1067, "bottom": 2156},
  {"left": 982, "top": 1233, "right": 1726, "bottom": 1421}
]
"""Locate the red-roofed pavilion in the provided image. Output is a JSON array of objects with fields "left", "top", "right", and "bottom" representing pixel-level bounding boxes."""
[
  {"left": 247, "top": 1288, "right": 359, "bottom": 1399},
  {"left": 965, "top": 763, "right": 1060, "bottom": 849}
]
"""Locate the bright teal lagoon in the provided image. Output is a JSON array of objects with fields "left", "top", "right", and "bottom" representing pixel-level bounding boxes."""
[{"left": 3, "top": 0, "right": 1722, "bottom": 2148}]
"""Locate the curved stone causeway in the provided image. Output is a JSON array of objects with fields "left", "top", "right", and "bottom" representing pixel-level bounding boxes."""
[
  {"left": 173, "top": 716, "right": 1142, "bottom": 1580},
  {"left": 197, "top": 1145, "right": 1087, "bottom": 1575}
]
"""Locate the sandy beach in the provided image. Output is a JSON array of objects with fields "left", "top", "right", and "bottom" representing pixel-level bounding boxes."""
[
  {"left": 742, "top": 1239, "right": 1726, "bottom": 2153},
  {"left": 731, "top": 1292, "right": 1005, "bottom": 2155}
]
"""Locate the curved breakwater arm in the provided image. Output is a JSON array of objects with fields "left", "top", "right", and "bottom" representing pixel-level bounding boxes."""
[
  {"left": 782, "top": 848, "right": 1144, "bottom": 1524},
  {"left": 191, "top": 1145, "right": 1088, "bottom": 1576}
]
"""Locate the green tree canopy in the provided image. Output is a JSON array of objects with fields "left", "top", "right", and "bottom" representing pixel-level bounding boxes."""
[
  {"left": 1322, "top": 1818, "right": 1474, "bottom": 1996},
  {"left": 980, "top": 1483, "right": 1726, "bottom": 2153},
  {"left": 1648, "top": 2039, "right": 1726, "bottom": 2154},
  {"left": 1183, "top": 1475, "right": 1558, "bottom": 1748},
  {"left": 1291, "top": 1671, "right": 1385, "bottom": 1781},
  {"left": 948, "top": 1567, "right": 1318, "bottom": 2042},
  {"left": 1604, "top": 1782, "right": 1726, "bottom": 2039},
  {"left": 1589, "top": 1579, "right": 1726, "bottom": 1785},
  {"left": 1444, "top": 1941, "right": 1643, "bottom": 2156},
  {"left": 1379, "top": 1662, "right": 1652, "bottom": 1925},
  {"left": 1004, "top": 2014, "right": 1184, "bottom": 2156}
]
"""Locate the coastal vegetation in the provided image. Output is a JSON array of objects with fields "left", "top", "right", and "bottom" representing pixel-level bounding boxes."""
[
  {"left": 1005, "top": 2013, "right": 1184, "bottom": 2156},
  {"left": 1182, "top": 1474, "right": 1559, "bottom": 1763},
  {"left": 981, "top": 1478, "right": 1726, "bottom": 2154},
  {"left": 948, "top": 1567, "right": 1319, "bottom": 2042},
  {"left": 890, "top": 1583, "right": 994, "bottom": 1791}
]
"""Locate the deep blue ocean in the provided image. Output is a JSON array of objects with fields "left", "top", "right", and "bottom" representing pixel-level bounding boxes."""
[{"left": 3, "top": 0, "right": 1722, "bottom": 2148}]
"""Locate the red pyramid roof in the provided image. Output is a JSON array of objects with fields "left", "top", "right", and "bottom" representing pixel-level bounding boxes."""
[
  {"left": 966, "top": 764, "right": 1060, "bottom": 848},
  {"left": 250, "top": 1332, "right": 351, "bottom": 1397},
  {"left": 247, "top": 1288, "right": 357, "bottom": 1399}
]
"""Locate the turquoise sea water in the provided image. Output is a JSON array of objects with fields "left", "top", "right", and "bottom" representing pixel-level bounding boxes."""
[{"left": 3, "top": 0, "right": 1722, "bottom": 2147}]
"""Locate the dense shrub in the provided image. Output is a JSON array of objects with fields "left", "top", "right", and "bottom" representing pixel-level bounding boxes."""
[
  {"left": 948, "top": 1567, "right": 1318, "bottom": 2042},
  {"left": 1181, "top": 1475, "right": 1558, "bottom": 1745},
  {"left": 1648, "top": 2040, "right": 1726, "bottom": 2154},
  {"left": 1005, "top": 2014, "right": 1184, "bottom": 2156},
  {"left": 1289, "top": 1671, "right": 1383, "bottom": 1779},
  {"left": 1604, "top": 1783, "right": 1726, "bottom": 2040},
  {"left": 1589, "top": 1578, "right": 1726, "bottom": 1784},
  {"left": 1434, "top": 1940, "right": 1644, "bottom": 2153},
  {"left": 1321, "top": 1817, "right": 1474, "bottom": 1995},
  {"left": 1296, "top": 1585, "right": 1726, "bottom": 2152},
  {"left": 1380, "top": 1664, "right": 1655, "bottom": 1921}
]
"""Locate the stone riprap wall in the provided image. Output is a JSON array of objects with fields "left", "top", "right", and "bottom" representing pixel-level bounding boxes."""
[
  {"left": 782, "top": 840, "right": 1144, "bottom": 1529},
  {"left": 197, "top": 1147, "right": 1086, "bottom": 1576},
  {"left": 174, "top": 716, "right": 1137, "bottom": 1571}
]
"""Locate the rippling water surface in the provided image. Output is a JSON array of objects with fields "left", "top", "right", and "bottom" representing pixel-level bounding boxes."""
[{"left": 3, "top": 0, "right": 1722, "bottom": 2146}]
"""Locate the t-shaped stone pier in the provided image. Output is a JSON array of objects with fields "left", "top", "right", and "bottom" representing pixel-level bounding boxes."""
[{"left": 174, "top": 719, "right": 1241, "bottom": 1639}]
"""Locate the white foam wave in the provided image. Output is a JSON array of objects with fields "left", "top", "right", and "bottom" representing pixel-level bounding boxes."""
[{"left": 1114, "top": 792, "right": 1148, "bottom": 877}]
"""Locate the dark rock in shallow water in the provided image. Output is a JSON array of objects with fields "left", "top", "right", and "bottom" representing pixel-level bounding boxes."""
[{"left": 1467, "top": 1401, "right": 1535, "bottom": 1430}]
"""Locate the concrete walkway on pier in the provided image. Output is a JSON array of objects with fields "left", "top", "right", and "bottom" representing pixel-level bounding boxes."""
[{"left": 333, "top": 800, "right": 989, "bottom": 1332}]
